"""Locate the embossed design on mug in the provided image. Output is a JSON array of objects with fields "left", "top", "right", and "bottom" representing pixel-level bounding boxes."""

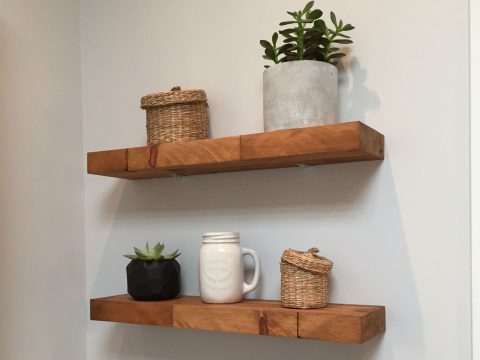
[{"left": 204, "top": 258, "right": 233, "bottom": 290}]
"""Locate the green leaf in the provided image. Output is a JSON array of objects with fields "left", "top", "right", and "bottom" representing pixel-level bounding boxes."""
[
  {"left": 272, "top": 32, "right": 278, "bottom": 44},
  {"left": 330, "top": 11, "right": 337, "bottom": 26},
  {"left": 305, "top": 27, "right": 322, "bottom": 33},
  {"left": 305, "top": 34, "right": 329, "bottom": 47},
  {"left": 342, "top": 24, "right": 355, "bottom": 31},
  {"left": 304, "top": 33, "right": 323, "bottom": 42},
  {"left": 279, "top": 20, "right": 298, "bottom": 26},
  {"left": 333, "top": 39, "right": 353, "bottom": 44},
  {"left": 145, "top": 242, "right": 150, "bottom": 253},
  {"left": 123, "top": 254, "right": 137, "bottom": 260},
  {"left": 335, "top": 32, "right": 351, "bottom": 39},
  {"left": 265, "top": 47, "right": 276, "bottom": 60},
  {"left": 153, "top": 242, "right": 164, "bottom": 257},
  {"left": 313, "top": 19, "right": 328, "bottom": 34},
  {"left": 259, "top": 40, "right": 271, "bottom": 48},
  {"left": 305, "top": 29, "right": 323, "bottom": 37},
  {"left": 338, "top": 19, "right": 343, "bottom": 28},
  {"left": 307, "top": 9, "right": 322, "bottom": 20},
  {"left": 279, "top": 43, "right": 295, "bottom": 50},
  {"left": 264, "top": 65, "right": 270, "bottom": 68},
  {"left": 327, "top": 52, "right": 346, "bottom": 60},
  {"left": 165, "top": 249, "right": 181, "bottom": 259},
  {"left": 134, "top": 247, "right": 146, "bottom": 257},
  {"left": 302, "top": 1, "right": 314, "bottom": 14},
  {"left": 287, "top": 11, "right": 297, "bottom": 18},
  {"left": 279, "top": 28, "right": 297, "bottom": 36}
]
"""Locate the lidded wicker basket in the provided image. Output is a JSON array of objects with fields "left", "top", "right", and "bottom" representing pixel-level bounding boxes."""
[
  {"left": 280, "top": 247, "right": 333, "bottom": 309},
  {"left": 141, "top": 86, "right": 209, "bottom": 144}
]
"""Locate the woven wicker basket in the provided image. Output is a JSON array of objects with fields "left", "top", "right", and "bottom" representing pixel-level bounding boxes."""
[
  {"left": 280, "top": 247, "right": 333, "bottom": 309},
  {"left": 141, "top": 86, "right": 209, "bottom": 144}
]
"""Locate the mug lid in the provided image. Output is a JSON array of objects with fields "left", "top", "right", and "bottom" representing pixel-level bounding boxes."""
[{"left": 203, "top": 232, "right": 240, "bottom": 243}]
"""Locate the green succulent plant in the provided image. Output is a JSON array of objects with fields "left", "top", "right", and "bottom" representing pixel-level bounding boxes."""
[
  {"left": 260, "top": 1, "right": 355, "bottom": 67},
  {"left": 124, "top": 242, "right": 181, "bottom": 261}
]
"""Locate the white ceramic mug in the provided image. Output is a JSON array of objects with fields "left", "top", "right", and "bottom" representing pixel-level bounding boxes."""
[{"left": 199, "top": 232, "right": 260, "bottom": 303}]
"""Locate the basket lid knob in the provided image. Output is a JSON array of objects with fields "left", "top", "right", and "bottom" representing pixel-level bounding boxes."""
[{"left": 307, "top": 247, "right": 319, "bottom": 255}]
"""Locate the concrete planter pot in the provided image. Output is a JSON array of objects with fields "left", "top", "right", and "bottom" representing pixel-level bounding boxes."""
[{"left": 263, "top": 60, "right": 338, "bottom": 131}]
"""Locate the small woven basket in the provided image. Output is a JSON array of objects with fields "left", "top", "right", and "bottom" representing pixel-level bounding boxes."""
[
  {"left": 280, "top": 247, "right": 333, "bottom": 309},
  {"left": 141, "top": 86, "right": 209, "bottom": 144}
]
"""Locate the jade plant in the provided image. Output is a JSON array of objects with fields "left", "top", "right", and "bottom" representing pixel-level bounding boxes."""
[
  {"left": 124, "top": 242, "right": 180, "bottom": 261},
  {"left": 260, "top": 1, "right": 354, "bottom": 67}
]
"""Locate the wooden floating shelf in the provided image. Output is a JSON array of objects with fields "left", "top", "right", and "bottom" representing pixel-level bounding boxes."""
[
  {"left": 90, "top": 295, "right": 386, "bottom": 344},
  {"left": 87, "top": 121, "right": 384, "bottom": 180}
]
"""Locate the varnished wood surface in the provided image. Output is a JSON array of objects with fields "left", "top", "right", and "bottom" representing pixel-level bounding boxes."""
[
  {"left": 87, "top": 122, "right": 384, "bottom": 180},
  {"left": 90, "top": 295, "right": 385, "bottom": 343}
]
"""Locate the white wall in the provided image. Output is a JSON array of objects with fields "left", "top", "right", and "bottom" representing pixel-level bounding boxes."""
[
  {"left": 471, "top": 0, "right": 479, "bottom": 357},
  {"left": 0, "top": 1, "right": 86, "bottom": 359},
  {"left": 82, "top": 1, "right": 471, "bottom": 359}
]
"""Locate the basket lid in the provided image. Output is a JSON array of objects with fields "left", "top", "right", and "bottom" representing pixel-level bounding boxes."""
[
  {"left": 141, "top": 86, "right": 207, "bottom": 108},
  {"left": 281, "top": 248, "right": 333, "bottom": 274}
]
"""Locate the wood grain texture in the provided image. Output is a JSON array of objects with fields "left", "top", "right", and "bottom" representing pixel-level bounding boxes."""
[
  {"left": 87, "top": 149, "right": 128, "bottom": 178},
  {"left": 90, "top": 295, "right": 385, "bottom": 343},
  {"left": 87, "top": 122, "right": 384, "bottom": 180},
  {"left": 297, "top": 304, "right": 386, "bottom": 343},
  {"left": 90, "top": 295, "right": 173, "bottom": 326},
  {"left": 173, "top": 299, "right": 297, "bottom": 337}
]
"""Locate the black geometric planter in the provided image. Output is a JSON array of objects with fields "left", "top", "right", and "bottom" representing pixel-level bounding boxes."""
[{"left": 126, "top": 259, "right": 181, "bottom": 301}]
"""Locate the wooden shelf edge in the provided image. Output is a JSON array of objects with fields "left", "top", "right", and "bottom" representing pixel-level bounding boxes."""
[
  {"left": 90, "top": 294, "right": 386, "bottom": 344},
  {"left": 87, "top": 122, "right": 384, "bottom": 180}
]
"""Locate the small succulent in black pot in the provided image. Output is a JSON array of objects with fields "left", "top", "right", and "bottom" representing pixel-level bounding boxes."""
[{"left": 124, "top": 242, "right": 181, "bottom": 301}]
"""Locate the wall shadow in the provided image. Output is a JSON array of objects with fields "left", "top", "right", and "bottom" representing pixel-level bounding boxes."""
[{"left": 338, "top": 56, "right": 380, "bottom": 121}]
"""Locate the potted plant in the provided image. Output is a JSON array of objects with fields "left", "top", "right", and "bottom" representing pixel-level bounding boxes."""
[
  {"left": 260, "top": 1, "right": 355, "bottom": 131},
  {"left": 124, "top": 242, "right": 181, "bottom": 301}
]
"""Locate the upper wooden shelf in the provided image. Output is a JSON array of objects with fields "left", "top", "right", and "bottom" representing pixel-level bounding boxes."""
[
  {"left": 87, "top": 121, "right": 384, "bottom": 180},
  {"left": 90, "top": 294, "right": 386, "bottom": 344}
]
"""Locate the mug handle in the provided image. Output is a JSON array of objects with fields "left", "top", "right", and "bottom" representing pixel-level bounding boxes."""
[{"left": 241, "top": 247, "right": 260, "bottom": 295}]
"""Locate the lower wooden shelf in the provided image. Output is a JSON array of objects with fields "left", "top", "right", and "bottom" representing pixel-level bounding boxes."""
[{"left": 90, "top": 295, "right": 386, "bottom": 344}]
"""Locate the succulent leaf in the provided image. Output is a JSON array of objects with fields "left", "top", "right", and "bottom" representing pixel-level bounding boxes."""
[
  {"left": 307, "top": 9, "right": 322, "bottom": 20},
  {"left": 279, "top": 20, "right": 297, "bottom": 26},
  {"left": 327, "top": 52, "right": 346, "bottom": 60},
  {"left": 165, "top": 249, "right": 181, "bottom": 259},
  {"left": 330, "top": 12, "right": 337, "bottom": 26},
  {"left": 265, "top": 47, "right": 276, "bottom": 60},
  {"left": 134, "top": 247, "right": 146, "bottom": 257},
  {"left": 125, "top": 242, "right": 180, "bottom": 261},
  {"left": 272, "top": 32, "right": 278, "bottom": 44},
  {"left": 332, "top": 39, "right": 353, "bottom": 44},
  {"left": 154, "top": 242, "right": 165, "bottom": 256},
  {"left": 259, "top": 40, "right": 270, "bottom": 48},
  {"left": 302, "top": 1, "right": 314, "bottom": 14}
]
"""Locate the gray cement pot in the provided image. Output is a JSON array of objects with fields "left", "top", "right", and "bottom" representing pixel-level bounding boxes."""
[{"left": 263, "top": 60, "right": 338, "bottom": 131}]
